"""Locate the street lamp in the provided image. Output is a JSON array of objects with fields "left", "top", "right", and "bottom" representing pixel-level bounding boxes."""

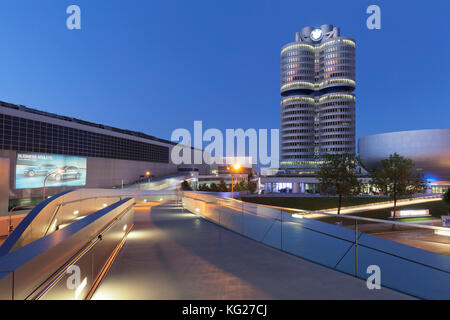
[
  {"left": 43, "top": 169, "right": 63, "bottom": 200},
  {"left": 146, "top": 171, "right": 151, "bottom": 183},
  {"left": 230, "top": 163, "right": 241, "bottom": 199}
]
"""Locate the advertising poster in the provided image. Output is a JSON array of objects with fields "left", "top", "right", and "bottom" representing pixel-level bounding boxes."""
[{"left": 15, "top": 153, "right": 87, "bottom": 189}]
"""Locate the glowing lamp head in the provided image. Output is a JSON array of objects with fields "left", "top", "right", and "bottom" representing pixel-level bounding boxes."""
[{"left": 233, "top": 164, "right": 241, "bottom": 171}]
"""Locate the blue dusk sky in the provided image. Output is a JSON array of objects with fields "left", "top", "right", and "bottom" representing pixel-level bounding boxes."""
[{"left": 0, "top": 0, "right": 448, "bottom": 144}]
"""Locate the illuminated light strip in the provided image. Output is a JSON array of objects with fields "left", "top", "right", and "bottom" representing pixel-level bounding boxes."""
[
  {"left": 317, "top": 39, "right": 356, "bottom": 50},
  {"left": 317, "top": 79, "right": 355, "bottom": 88},
  {"left": 281, "top": 82, "right": 315, "bottom": 91},
  {"left": 281, "top": 79, "right": 355, "bottom": 92},
  {"left": 342, "top": 39, "right": 356, "bottom": 47},
  {"left": 282, "top": 39, "right": 356, "bottom": 56},
  {"left": 75, "top": 278, "right": 87, "bottom": 299},
  {"left": 282, "top": 93, "right": 355, "bottom": 104},
  {"left": 281, "top": 43, "right": 314, "bottom": 54},
  {"left": 50, "top": 219, "right": 58, "bottom": 232},
  {"left": 434, "top": 229, "right": 450, "bottom": 237},
  {"left": 281, "top": 97, "right": 315, "bottom": 104},
  {"left": 318, "top": 94, "right": 355, "bottom": 102}
]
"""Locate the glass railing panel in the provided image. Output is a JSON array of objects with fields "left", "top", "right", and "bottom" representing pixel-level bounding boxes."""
[
  {"left": 0, "top": 271, "right": 13, "bottom": 300},
  {"left": 281, "top": 209, "right": 357, "bottom": 271}
]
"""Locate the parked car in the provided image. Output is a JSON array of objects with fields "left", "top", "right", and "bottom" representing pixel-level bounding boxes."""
[
  {"left": 48, "top": 166, "right": 82, "bottom": 181},
  {"left": 24, "top": 164, "right": 58, "bottom": 177}
]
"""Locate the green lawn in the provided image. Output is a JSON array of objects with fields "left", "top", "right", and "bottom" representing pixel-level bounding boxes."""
[{"left": 240, "top": 196, "right": 390, "bottom": 211}]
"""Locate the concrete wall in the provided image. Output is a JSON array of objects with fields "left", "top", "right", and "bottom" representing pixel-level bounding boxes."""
[
  {"left": 85, "top": 157, "right": 176, "bottom": 188},
  {"left": 0, "top": 214, "right": 27, "bottom": 236}
]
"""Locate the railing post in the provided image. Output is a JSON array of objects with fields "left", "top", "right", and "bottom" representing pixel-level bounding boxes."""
[
  {"left": 12, "top": 270, "right": 14, "bottom": 301},
  {"left": 280, "top": 210, "right": 283, "bottom": 251},
  {"left": 241, "top": 200, "right": 244, "bottom": 234},
  {"left": 355, "top": 220, "right": 358, "bottom": 278}
]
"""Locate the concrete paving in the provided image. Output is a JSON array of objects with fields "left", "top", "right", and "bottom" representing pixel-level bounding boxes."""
[{"left": 92, "top": 202, "right": 414, "bottom": 300}]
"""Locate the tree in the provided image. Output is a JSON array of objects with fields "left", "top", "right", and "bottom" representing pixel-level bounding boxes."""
[
  {"left": 317, "top": 154, "right": 361, "bottom": 215},
  {"left": 443, "top": 188, "right": 450, "bottom": 209},
  {"left": 248, "top": 181, "right": 257, "bottom": 194},
  {"left": 210, "top": 182, "right": 219, "bottom": 192},
  {"left": 218, "top": 179, "right": 228, "bottom": 192},
  {"left": 235, "top": 180, "right": 247, "bottom": 192},
  {"left": 371, "top": 153, "right": 425, "bottom": 217},
  {"left": 198, "top": 184, "right": 211, "bottom": 192},
  {"left": 181, "top": 180, "right": 192, "bottom": 191}
]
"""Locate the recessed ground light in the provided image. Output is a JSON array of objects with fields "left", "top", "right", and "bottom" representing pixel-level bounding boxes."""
[{"left": 73, "top": 210, "right": 79, "bottom": 215}]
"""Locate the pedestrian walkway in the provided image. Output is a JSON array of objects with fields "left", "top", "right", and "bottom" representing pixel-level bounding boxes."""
[{"left": 92, "top": 202, "right": 414, "bottom": 300}]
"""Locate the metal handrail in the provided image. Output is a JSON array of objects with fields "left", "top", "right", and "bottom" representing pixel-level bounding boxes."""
[{"left": 8, "top": 206, "right": 35, "bottom": 236}]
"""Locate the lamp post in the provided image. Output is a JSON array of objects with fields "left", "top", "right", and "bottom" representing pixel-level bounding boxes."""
[
  {"left": 43, "top": 169, "right": 63, "bottom": 200},
  {"left": 146, "top": 171, "right": 151, "bottom": 183},
  {"left": 230, "top": 163, "right": 241, "bottom": 199}
]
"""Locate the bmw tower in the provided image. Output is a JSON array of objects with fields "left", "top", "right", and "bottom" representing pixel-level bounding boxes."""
[{"left": 280, "top": 24, "right": 356, "bottom": 175}]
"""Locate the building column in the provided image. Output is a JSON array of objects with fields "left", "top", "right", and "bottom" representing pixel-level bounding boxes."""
[{"left": 292, "top": 182, "right": 300, "bottom": 193}]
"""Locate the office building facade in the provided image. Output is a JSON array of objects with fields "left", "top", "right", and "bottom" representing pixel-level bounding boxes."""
[
  {"left": 0, "top": 101, "right": 211, "bottom": 199},
  {"left": 280, "top": 24, "right": 356, "bottom": 174}
]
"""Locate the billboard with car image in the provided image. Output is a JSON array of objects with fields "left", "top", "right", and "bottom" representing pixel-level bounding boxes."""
[{"left": 15, "top": 152, "right": 87, "bottom": 189}]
